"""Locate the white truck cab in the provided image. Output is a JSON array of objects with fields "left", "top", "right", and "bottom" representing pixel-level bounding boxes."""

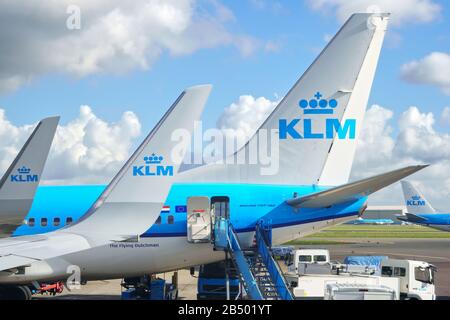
[
  {"left": 287, "top": 249, "right": 331, "bottom": 274},
  {"left": 286, "top": 249, "right": 437, "bottom": 300},
  {"left": 380, "top": 259, "right": 437, "bottom": 300}
]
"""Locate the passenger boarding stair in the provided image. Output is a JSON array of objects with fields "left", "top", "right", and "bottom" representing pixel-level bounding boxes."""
[{"left": 214, "top": 219, "right": 293, "bottom": 300}]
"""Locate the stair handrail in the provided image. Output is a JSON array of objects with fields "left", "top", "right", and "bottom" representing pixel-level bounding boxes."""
[
  {"left": 225, "top": 220, "right": 263, "bottom": 300},
  {"left": 255, "top": 223, "right": 294, "bottom": 300}
]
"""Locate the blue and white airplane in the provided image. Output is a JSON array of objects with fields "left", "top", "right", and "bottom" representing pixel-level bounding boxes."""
[
  {"left": 351, "top": 218, "right": 395, "bottom": 225},
  {"left": 399, "top": 181, "right": 450, "bottom": 231},
  {"left": 0, "top": 13, "right": 427, "bottom": 298}
]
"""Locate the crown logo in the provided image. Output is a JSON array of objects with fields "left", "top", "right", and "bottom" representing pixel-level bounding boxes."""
[
  {"left": 144, "top": 154, "right": 164, "bottom": 165},
  {"left": 411, "top": 195, "right": 421, "bottom": 201},
  {"left": 17, "top": 166, "right": 31, "bottom": 174},
  {"left": 299, "top": 92, "right": 338, "bottom": 115}
]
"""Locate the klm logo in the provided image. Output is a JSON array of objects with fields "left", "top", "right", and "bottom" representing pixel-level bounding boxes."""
[
  {"left": 132, "top": 154, "right": 173, "bottom": 177},
  {"left": 407, "top": 195, "right": 426, "bottom": 206},
  {"left": 10, "top": 166, "right": 38, "bottom": 183},
  {"left": 279, "top": 92, "right": 356, "bottom": 140}
]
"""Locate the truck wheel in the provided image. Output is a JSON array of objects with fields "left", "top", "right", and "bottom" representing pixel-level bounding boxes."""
[
  {"left": 0, "top": 285, "right": 32, "bottom": 300},
  {"left": 21, "top": 286, "right": 32, "bottom": 300}
]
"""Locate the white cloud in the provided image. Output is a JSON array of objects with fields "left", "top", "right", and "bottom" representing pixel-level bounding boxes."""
[
  {"left": 353, "top": 104, "right": 395, "bottom": 168},
  {"left": 395, "top": 106, "right": 450, "bottom": 163},
  {"left": 217, "top": 95, "right": 279, "bottom": 148},
  {"left": 306, "top": 0, "right": 441, "bottom": 26},
  {"left": 401, "top": 52, "right": 450, "bottom": 95},
  {"left": 442, "top": 107, "right": 450, "bottom": 126},
  {"left": 0, "top": 0, "right": 260, "bottom": 93},
  {"left": 0, "top": 106, "right": 141, "bottom": 185},
  {"left": 351, "top": 105, "right": 450, "bottom": 211},
  {"left": 0, "top": 111, "right": 37, "bottom": 172},
  {"left": 248, "top": 0, "right": 283, "bottom": 13}
]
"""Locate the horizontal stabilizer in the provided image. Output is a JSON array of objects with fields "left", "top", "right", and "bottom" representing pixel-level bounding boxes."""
[
  {"left": 397, "top": 213, "right": 428, "bottom": 223},
  {"left": 287, "top": 165, "right": 428, "bottom": 208}
]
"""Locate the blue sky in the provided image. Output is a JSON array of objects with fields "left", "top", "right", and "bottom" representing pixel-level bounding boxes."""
[
  {"left": 1, "top": 0, "right": 448, "bottom": 133},
  {"left": 0, "top": 0, "right": 449, "bottom": 209}
]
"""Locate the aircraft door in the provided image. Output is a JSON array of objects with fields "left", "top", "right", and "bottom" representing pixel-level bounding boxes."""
[
  {"left": 211, "top": 196, "right": 230, "bottom": 224},
  {"left": 187, "top": 196, "right": 211, "bottom": 243}
]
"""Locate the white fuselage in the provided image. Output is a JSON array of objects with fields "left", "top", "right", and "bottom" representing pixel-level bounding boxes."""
[{"left": 0, "top": 215, "right": 354, "bottom": 284}]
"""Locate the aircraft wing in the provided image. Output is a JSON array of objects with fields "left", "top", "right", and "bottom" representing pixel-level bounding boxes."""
[
  {"left": 0, "top": 233, "right": 92, "bottom": 271},
  {"left": 0, "top": 117, "right": 59, "bottom": 238},
  {"left": 0, "top": 256, "right": 37, "bottom": 272},
  {"left": 286, "top": 165, "right": 428, "bottom": 208}
]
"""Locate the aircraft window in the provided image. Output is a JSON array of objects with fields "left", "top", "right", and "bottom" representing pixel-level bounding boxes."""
[
  {"left": 66, "top": 217, "right": 73, "bottom": 225},
  {"left": 381, "top": 266, "right": 393, "bottom": 276},
  {"left": 41, "top": 218, "right": 48, "bottom": 227},
  {"left": 155, "top": 216, "right": 162, "bottom": 225},
  {"left": 168, "top": 215, "right": 174, "bottom": 224},
  {"left": 53, "top": 217, "right": 60, "bottom": 226},
  {"left": 28, "top": 218, "right": 35, "bottom": 227},
  {"left": 394, "top": 267, "right": 406, "bottom": 277}
]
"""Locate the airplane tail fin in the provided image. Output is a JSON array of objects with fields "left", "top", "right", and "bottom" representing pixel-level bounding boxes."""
[
  {"left": 0, "top": 116, "right": 59, "bottom": 235},
  {"left": 66, "top": 85, "right": 212, "bottom": 239},
  {"left": 401, "top": 181, "right": 436, "bottom": 215},
  {"left": 235, "top": 13, "right": 390, "bottom": 185}
]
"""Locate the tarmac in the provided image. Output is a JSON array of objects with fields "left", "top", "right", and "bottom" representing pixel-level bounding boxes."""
[{"left": 33, "top": 238, "right": 450, "bottom": 300}]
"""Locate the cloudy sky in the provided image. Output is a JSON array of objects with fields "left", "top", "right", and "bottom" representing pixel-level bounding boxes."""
[{"left": 0, "top": 0, "right": 449, "bottom": 210}]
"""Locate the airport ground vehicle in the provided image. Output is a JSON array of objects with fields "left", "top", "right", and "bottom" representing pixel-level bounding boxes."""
[
  {"left": 285, "top": 253, "right": 436, "bottom": 300},
  {"left": 33, "top": 282, "right": 64, "bottom": 296},
  {"left": 197, "top": 261, "right": 241, "bottom": 300},
  {"left": 121, "top": 275, "right": 178, "bottom": 300},
  {"left": 287, "top": 273, "right": 401, "bottom": 300},
  {"left": 286, "top": 249, "right": 331, "bottom": 274},
  {"left": 293, "top": 249, "right": 330, "bottom": 264},
  {"left": 340, "top": 256, "right": 386, "bottom": 275},
  {"left": 272, "top": 246, "right": 294, "bottom": 260},
  {"left": 380, "top": 259, "right": 436, "bottom": 300},
  {"left": 324, "top": 283, "right": 396, "bottom": 300}
]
